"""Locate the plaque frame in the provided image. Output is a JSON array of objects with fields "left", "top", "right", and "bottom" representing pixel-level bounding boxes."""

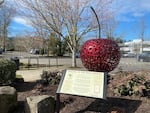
[{"left": 56, "top": 69, "right": 107, "bottom": 99}]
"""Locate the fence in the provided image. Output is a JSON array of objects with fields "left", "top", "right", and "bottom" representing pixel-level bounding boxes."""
[{"left": 20, "top": 56, "right": 59, "bottom": 69}]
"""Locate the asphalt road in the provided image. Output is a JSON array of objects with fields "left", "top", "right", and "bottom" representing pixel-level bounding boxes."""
[{"left": 1, "top": 51, "right": 150, "bottom": 72}]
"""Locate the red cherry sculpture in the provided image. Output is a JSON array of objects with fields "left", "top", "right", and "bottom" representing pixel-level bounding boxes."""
[{"left": 80, "top": 39, "right": 121, "bottom": 72}]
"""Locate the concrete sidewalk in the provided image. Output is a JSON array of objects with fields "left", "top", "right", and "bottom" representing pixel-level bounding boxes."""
[
  {"left": 16, "top": 69, "right": 42, "bottom": 82},
  {"left": 16, "top": 67, "right": 66, "bottom": 82}
]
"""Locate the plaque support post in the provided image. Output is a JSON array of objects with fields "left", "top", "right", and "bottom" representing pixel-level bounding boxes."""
[{"left": 56, "top": 93, "right": 60, "bottom": 113}]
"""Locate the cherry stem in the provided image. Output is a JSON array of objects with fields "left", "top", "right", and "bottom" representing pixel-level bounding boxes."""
[{"left": 90, "top": 6, "right": 101, "bottom": 39}]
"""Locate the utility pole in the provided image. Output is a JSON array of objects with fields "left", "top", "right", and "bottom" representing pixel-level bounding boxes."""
[
  {"left": 141, "top": 31, "right": 144, "bottom": 54},
  {"left": 140, "top": 19, "right": 145, "bottom": 54}
]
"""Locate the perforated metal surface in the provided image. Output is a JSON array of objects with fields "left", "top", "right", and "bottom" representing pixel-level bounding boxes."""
[{"left": 80, "top": 39, "right": 121, "bottom": 72}]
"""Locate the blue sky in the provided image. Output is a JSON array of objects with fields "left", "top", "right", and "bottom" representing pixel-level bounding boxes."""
[
  {"left": 113, "top": 0, "right": 150, "bottom": 41},
  {"left": 9, "top": 0, "right": 150, "bottom": 41},
  {"left": 9, "top": 17, "right": 32, "bottom": 37}
]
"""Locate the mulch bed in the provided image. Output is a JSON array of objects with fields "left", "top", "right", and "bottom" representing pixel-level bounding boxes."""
[{"left": 13, "top": 70, "right": 150, "bottom": 113}]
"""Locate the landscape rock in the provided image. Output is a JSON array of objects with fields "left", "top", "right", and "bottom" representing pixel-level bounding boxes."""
[
  {"left": 25, "top": 95, "right": 55, "bottom": 113},
  {"left": 0, "top": 86, "right": 17, "bottom": 113}
]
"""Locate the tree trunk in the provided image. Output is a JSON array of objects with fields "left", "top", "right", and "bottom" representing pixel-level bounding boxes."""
[
  {"left": 3, "top": 25, "right": 7, "bottom": 52},
  {"left": 72, "top": 50, "right": 77, "bottom": 67}
]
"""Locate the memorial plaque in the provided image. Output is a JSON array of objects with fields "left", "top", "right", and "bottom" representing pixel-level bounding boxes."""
[{"left": 57, "top": 70, "right": 107, "bottom": 99}]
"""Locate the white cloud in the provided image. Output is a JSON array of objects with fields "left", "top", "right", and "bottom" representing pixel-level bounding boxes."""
[
  {"left": 132, "top": 12, "right": 145, "bottom": 17},
  {"left": 116, "top": 16, "right": 135, "bottom": 22},
  {"left": 112, "top": 0, "right": 150, "bottom": 21},
  {"left": 13, "top": 17, "right": 32, "bottom": 27}
]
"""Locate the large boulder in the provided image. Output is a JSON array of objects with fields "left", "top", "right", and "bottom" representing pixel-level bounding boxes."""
[
  {"left": 0, "top": 86, "right": 17, "bottom": 113},
  {"left": 25, "top": 95, "right": 55, "bottom": 113}
]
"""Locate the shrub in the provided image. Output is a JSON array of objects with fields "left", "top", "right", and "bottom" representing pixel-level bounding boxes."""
[
  {"left": 39, "top": 70, "right": 62, "bottom": 85},
  {"left": 114, "top": 74, "right": 150, "bottom": 97},
  {"left": 0, "top": 59, "right": 17, "bottom": 85}
]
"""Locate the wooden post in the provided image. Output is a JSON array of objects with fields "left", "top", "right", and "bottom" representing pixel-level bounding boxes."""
[
  {"left": 48, "top": 57, "right": 50, "bottom": 68},
  {"left": 37, "top": 57, "right": 39, "bottom": 68},
  {"left": 56, "top": 56, "right": 58, "bottom": 68},
  {"left": 28, "top": 57, "right": 31, "bottom": 70}
]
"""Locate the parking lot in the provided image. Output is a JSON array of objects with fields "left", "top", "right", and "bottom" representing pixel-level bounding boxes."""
[{"left": 0, "top": 51, "right": 150, "bottom": 72}]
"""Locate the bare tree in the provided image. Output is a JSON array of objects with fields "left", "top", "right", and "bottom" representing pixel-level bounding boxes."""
[
  {"left": 15, "top": 0, "right": 114, "bottom": 67},
  {"left": 0, "top": 1, "right": 16, "bottom": 51},
  {"left": 14, "top": 35, "right": 44, "bottom": 52},
  {"left": 103, "top": 17, "right": 117, "bottom": 39},
  {"left": 0, "top": 0, "right": 4, "bottom": 5},
  {"left": 13, "top": 36, "right": 33, "bottom": 52}
]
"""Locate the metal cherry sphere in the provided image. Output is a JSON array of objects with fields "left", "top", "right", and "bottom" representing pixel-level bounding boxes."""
[{"left": 80, "top": 39, "right": 121, "bottom": 72}]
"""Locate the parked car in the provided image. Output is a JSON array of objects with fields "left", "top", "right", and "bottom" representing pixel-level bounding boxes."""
[
  {"left": 30, "top": 49, "right": 40, "bottom": 54},
  {"left": 137, "top": 53, "right": 150, "bottom": 62},
  {"left": 122, "top": 53, "right": 135, "bottom": 58},
  {"left": 75, "top": 52, "right": 80, "bottom": 58}
]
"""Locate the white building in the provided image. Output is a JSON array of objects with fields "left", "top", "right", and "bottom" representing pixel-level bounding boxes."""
[{"left": 119, "top": 39, "right": 150, "bottom": 54}]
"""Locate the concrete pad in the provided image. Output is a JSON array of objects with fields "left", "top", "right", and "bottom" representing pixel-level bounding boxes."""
[{"left": 16, "top": 69, "right": 43, "bottom": 82}]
